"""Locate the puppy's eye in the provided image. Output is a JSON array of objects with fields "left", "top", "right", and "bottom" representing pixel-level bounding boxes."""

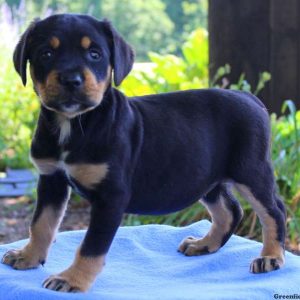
[
  {"left": 40, "top": 50, "right": 53, "bottom": 60},
  {"left": 88, "top": 49, "right": 101, "bottom": 61}
]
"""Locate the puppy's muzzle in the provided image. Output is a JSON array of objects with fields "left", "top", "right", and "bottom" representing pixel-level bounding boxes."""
[{"left": 45, "top": 70, "right": 96, "bottom": 116}]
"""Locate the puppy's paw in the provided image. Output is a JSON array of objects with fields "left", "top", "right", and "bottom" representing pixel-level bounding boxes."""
[
  {"left": 43, "top": 275, "right": 81, "bottom": 293},
  {"left": 178, "top": 236, "right": 213, "bottom": 256},
  {"left": 43, "top": 266, "right": 93, "bottom": 293},
  {"left": 1, "top": 248, "right": 44, "bottom": 270},
  {"left": 250, "top": 256, "right": 283, "bottom": 273},
  {"left": 43, "top": 252, "right": 105, "bottom": 292}
]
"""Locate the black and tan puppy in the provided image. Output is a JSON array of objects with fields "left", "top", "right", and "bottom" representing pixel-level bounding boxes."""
[{"left": 2, "top": 14, "right": 286, "bottom": 292}]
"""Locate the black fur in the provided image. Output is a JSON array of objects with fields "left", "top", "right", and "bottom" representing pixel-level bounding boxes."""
[
  {"left": 10, "top": 13, "right": 286, "bottom": 283},
  {"left": 32, "top": 170, "right": 69, "bottom": 224},
  {"left": 13, "top": 18, "right": 40, "bottom": 85}
]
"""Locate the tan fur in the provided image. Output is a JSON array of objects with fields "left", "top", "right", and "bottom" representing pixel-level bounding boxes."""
[
  {"left": 44, "top": 249, "right": 105, "bottom": 291},
  {"left": 30, "top": 157, "right": 60, "bottom": 175},
  {"left": 2, "top": 203, "right": 69, "bottom": 269},
  {"left": 235, "top": 184, "right": 285, "bottom": 265},
  {"left": 34, "top": 70, "right": 61, "bottom": 106},
  {"left": 81, "top": 36, "right": 91, "bottom": 49},
  {"left": 27, "top": 204, "right": 68, "bottom": 259},
  {"left": 31, "top": 154, "right": 109, "bottom": 190},
  {"left": 199, "top": 195, "right": 233, "bottom": 251},
  {"left": 65, "top": 163, "right": 109, "bottom": 189},
  {"left": 50, "top": 36, "right": 60, "bottom": 49},
  {"left": 83, "top": 67, "right": 111, "bottom": 106},
  {"left": 179, "top": 195, "right": 233, "bottom": 255}
]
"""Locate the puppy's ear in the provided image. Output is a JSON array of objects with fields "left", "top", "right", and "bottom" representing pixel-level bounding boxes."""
[
  {"left": 102, "top": 20, "right": 134, "bottom": 86},
  {"left": 13, "top": 18, "right": 40, "bottom": 86}
]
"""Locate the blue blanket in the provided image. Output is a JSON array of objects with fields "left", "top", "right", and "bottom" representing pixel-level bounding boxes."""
[{"left": 0, "top": 220, "right": 299, "bottom": 300}]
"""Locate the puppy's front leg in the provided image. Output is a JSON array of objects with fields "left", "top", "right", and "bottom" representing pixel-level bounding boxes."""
[
  {"left": 2, "top": 170, "right": 70, "bottom": 269},
  {"left": 43, "top": 192, "right": 126, "bottom": 292}
]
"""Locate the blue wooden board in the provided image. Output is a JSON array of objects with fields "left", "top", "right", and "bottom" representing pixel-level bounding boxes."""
[{"left": 0, "top": 169, "right": 37, "bottom": 197}]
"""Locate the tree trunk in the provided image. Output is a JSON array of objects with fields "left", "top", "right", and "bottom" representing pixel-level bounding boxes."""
[{"left": 209, "top": 0, "right": 300, "bottom": 114}]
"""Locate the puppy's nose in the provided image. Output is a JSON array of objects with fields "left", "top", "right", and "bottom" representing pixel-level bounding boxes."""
[{"left": 58, "top": 72, "right": 83, "bottom": 89}]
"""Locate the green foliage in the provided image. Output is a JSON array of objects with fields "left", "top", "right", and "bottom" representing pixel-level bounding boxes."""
[
  {"left": 1, "top": 0, "right": 208, "bottom": 61},
  {"left": 124, "top": 202, "right": 207, "bottom": 227},
  {"left": 121, "top": 29, "right": 270, "bottom": 97},
  {"left": 121, "top": 28, "right": 208, "bottom": 95},
  {"left": 211, "top": 64, "right": 271, "bottom": 96},
  {"left": 101, "top": 0, "right": 174, "bottom": 61},
  {"left": 162, "top": 0, "right": 208, "bottom": 54},
  {"left": 2, "top": 0, "right": 175, "bottom": 60},
  {"left": 271, "top": 101, "right": 300, "bottom": 244},
  {"left": 271, "top": 101, "right": 300, "bottom": 201},
  {"left": 0, "top": 44, "right": 39, "bottom": 170}
]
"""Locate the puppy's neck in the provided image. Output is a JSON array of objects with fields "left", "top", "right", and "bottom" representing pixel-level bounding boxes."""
[{"left": 56, "top": 114, "right": 71, "bottom": 145}]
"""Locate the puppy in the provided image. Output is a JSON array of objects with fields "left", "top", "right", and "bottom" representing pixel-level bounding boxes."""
[{"left": 2, "top": 14, "right": 286, "bottom": 292}]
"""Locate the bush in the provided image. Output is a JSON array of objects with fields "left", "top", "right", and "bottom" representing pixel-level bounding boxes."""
[
  {"left": 121, "top": 28, "right": 208, "bottom": 95},
  {"left": 0, "top": 37, "right": 39, "bottom": 170},
  {"left": 271, "top": 101, "right": 300, "bottom": 244},
  {"left": 272, "top": 101, "right": 300, "bottom": 200}
]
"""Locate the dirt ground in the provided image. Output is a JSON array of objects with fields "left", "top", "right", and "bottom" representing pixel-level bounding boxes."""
[
  {"left": 0, "top": 196, "right": 90, "bottom": 244},
  {"left": 0, "top": 196, "right": 299, "bottom": 256}
]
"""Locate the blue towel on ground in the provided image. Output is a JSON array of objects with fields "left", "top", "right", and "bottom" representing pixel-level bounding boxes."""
[{"left": 0, "top": 220, "right": 299, "bottom": 300}]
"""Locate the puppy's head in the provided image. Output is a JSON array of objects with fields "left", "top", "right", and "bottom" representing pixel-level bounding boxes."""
[{"left": 14, "top": 14, "right": 134, "bottom": 118}]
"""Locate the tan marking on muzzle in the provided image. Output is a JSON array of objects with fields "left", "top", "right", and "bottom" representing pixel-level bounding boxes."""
[
  {"left": 65, "top": 163, "right": 109, "bottom": 189},
  {"left": 30, "top": 64, "right": 111, "bottom": 117},
  {"left": 81, "top": 36, "right": 91, "bottom": 49},
  {"left": 32, "top": 70, "right": 61, "bottom": 106},
  {"left": 83, "top": 67, "right": 111, "bottom": 106},
  {"left": 50, "top": 36, "right": 60, "bottom": 49}
]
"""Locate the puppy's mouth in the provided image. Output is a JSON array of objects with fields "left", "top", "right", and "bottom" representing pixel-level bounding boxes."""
[
  {"left": 59, "top": 101, "right": 81, "bottom": 112},
  {"left": 44, "top": 98, "right": 97, "bottom": 118}
]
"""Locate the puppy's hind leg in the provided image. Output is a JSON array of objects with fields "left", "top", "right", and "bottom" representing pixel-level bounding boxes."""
[
  {"left": 234, "top": 160, "right": 286, "bottom": 273},
  {"left": 178, "top": 183, "right": 243, "bottom": 256}
]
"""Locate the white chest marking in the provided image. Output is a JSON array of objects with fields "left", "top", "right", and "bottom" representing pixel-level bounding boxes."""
[{"left": 58, "top": 118, "right": 71, "bottom": 145}]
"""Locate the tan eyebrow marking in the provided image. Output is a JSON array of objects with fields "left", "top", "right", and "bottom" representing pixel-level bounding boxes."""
[
  {"left": 81, "top": 36, "right": 91, "bottom": 49},
  {"left": 50, "top": 36, "right": 60, "bottom": 49}
]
